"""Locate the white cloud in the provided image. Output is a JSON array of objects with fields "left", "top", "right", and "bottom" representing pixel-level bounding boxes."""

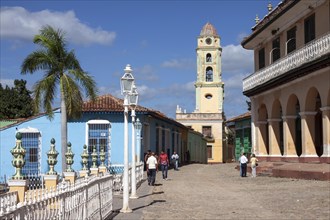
[
  {"left": 134, "top": 65, "right": 159, "bottom": 82},
  {"left": 0, "top": 78, "right": 15, "bottom": 88},
  {"left": 224, "top": 73, "right": 245, "bottom": 89},
  {"left": 0, "top": 7, "right": 116, "bottom": 45},
  {"left": 222, "top": 44, "right": 253, "bottom": 74},
  {"left": 161, "top": 58, "right": 194, "bottom": 70}
]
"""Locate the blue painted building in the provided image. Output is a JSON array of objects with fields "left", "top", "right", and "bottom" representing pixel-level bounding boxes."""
[{"left": 0, "top": 94, "right": 197, "bottom": 178}]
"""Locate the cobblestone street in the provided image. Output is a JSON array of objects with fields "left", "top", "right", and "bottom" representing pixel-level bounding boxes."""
[{"left": 111, "top": 163, "right": 330, "bottom": 220}]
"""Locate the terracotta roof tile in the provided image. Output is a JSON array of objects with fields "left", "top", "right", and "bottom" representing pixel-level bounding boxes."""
[
  {"left": 226, "top": 111, "right": 251, "bottom": 123},
  {"left": 82, "top": 94, "right": 150, "bottom": 113}
]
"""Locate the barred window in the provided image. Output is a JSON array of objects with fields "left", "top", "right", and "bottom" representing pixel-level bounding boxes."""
[
  {"left": 87, "top": 121, "right": 110, "bottom": 168},
  {"left": 20, "top": 131, "right": 41, "bottom": 175}
]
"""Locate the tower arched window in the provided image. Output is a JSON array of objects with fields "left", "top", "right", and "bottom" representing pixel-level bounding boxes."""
[
  {"left": 206, "top": 67, "right": 213, "bottom": 82},
  {"left": 206, "top": 53, "right": 212, "bottom": 62}
]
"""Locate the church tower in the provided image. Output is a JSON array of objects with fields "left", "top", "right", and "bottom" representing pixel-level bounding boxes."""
[
  {"left": 176, "top": 22, "right": 225, "bottom": 164},
  {"left": 195, "top": 22, "right": 224, "bottom": 113}
]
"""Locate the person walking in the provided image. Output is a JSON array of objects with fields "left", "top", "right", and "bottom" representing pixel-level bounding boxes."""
[
  {"left": 144, "top": 150, "right": 151, "bottom": 181},
  {"left": 146, "top": 152, "right": 158, "bottom": 186},
  {"left": 239, "top": 152, "right": 248, "bottom": 177},
  {"left": 250, "top": 154, "right": 258, "bottom": 178},
  {"left": 171, "top": 152, "right": 179, "bottom": 170},
  {"left": 159, "top": 150, "right": 169, "bottom": 180}
]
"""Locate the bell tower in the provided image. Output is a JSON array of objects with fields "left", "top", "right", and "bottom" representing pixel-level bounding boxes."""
[
  {"left": 195, "top": 22, "right": 224, "bottom": 113},
  {"left": 176, "top": 22, "right": 225, "bottom": 164}
]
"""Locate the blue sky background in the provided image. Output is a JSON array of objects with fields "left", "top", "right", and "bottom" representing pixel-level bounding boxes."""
[{"left": 0, "top": 0, "right": 279, "bottom": 119}]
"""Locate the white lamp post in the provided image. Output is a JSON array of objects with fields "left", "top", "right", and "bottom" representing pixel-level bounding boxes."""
[
  {"left": 120, "top": 64, "right": 134, "bottom": 213},
  {"left": 135, "top": 118, "right": 142, "bottom": 164},
  {"left": 129, "top": 84, "right": 138, "bottom": 199}
]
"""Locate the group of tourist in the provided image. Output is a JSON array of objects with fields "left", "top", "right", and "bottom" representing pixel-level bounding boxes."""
[
  {"left": 239, "top": 152, "right": 258, "bottom": 178},
  {"left": 144, "top": 150, "right": 179, "bottom": 186}
]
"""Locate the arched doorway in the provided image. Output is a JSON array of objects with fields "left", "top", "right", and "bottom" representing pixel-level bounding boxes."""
[
  {"left": 315, "top": 94, "right": 323, "bottom": 156},
  {"left": 295, "top": 102, "right": 302, "bottom": 156},
  {"left": 271, "top": 99, "right": 284, "bottom": 156},
  {"left": 286, "top": 94, "right": 301, "bottom": 156},
  {"left": 258, "top": 104, "right": 269, "bottom": 155},
  {"left": 305, "top": 88, "right": 323, "bottom": 157}
]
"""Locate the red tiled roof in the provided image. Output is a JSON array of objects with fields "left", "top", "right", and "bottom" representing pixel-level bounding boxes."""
[
  {"left": 226, "top": 111, "right": 251, "bottom": 123},
  {"left": 82, "top": 94, "right": 186, "bottom": 128},
  {"left": 82, "top": 94, "right": 150, "bottom": 113}
]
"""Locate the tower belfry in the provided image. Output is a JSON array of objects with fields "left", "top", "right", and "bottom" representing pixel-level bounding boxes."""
[{"left": 176, "top": 22, "right": 225, "bottom": 164}]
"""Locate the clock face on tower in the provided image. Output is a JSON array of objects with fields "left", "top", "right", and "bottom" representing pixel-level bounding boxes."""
[{"left": 206, "top": 38, "right": 212, "bottom": 45}]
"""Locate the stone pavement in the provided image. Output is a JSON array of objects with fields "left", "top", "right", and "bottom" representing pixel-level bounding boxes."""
[{"left": 107, "top": 163, "right": 330, "bottom": 220}]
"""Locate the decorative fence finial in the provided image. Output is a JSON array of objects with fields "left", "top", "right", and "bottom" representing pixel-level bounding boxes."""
[
  {"left": 65, "top": 142, "right": 75, "bottom": 172},
  {"left": 255, "top": 14, "right": 260, "bottom": 24},
  {"left": 99, "top": 146, "right": 106, "bottom": 168},
  {"left": 11, "top": 132, "right": 26, "bottom": 179},
  {"left": 81, "top": 144, "right": 89, "bottom": 171},
  {"left": 91, "top": 146, "right": 98, "bottom": 168},
  {"left": 46, "top": 138, "right": 59, "bottom": 175}
]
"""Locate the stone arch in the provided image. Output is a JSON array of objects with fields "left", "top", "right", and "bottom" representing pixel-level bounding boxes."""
[
  {"left": 271, "top": 99, "right": 284, "bottom": 155},
  {"left": 305, "top": 87, "right": 323, "bottom": 156},
  {"left": 206, "top": 53, "right": 212, "bottom": 62},
  {"left": 286, "top": 94, "right": 301, "bottom": 156},
  {"left": 206, "top": 67, "right": 213, "bottom": 82},
  {"left": 258, "top": 104, "right": 269, "bottom": 155}
]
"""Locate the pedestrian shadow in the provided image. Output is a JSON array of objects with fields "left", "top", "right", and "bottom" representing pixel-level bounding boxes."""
[
  {"left": 132, "top": 199, "right": 166, "bottom": 211},
  {"left": 138, "top": 191, "right": 164, "bottom": 199}
]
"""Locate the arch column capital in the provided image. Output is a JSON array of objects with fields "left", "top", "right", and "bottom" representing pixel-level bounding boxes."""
[
  {"left": 320, "top": 106, "right": 330, "bottom": 112},
  {"left": 267, "top": 118, "right": 282, "bottom": 123},
  {"left": 299, "top": 111, "right": 317, "bottom": 117},
  {"left": 282, "top": 115, "right": 296, "bottom": 120},
  {"left": 257, "top": 120, "right": 268, "bottom": 125}
]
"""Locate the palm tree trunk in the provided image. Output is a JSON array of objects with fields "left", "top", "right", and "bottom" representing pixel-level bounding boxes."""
[{"left": 61, "top": 90, "right": 67, "bottom": 172}]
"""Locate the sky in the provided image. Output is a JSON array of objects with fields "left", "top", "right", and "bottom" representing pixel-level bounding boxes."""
[{"left": 0, "top": 0, "right": 279, "bottom": 120}]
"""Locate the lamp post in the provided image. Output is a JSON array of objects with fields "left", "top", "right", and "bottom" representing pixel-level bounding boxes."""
[
  {"left": 135, "top": 118, "right": 142, "bottom": 164},
  {"left": 120, "top": 64, "right": 134, "bottom": 213},
  {"left": 129, "top": 84, "right": 138, "bottom": 199}
]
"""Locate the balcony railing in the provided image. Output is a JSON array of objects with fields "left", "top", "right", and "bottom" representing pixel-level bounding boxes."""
[{"left": 243, "top": 32, "right": 330, "bottom": 92}]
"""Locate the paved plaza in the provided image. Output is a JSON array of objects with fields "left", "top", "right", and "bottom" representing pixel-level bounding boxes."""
[{"left": 109, "top": 163, "right": 330, "bottom": 220}]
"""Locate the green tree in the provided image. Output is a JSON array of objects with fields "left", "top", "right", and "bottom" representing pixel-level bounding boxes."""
[
  {"left": 21, "top": 25, "right": 98, "bottom": 171},
  {"left": 0, "top": 80, "right": 34, "bottom": 119}
]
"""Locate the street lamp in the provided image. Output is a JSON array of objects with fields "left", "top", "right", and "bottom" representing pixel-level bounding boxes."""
[
  {"left": 120, "top": 64, "right": 134, "bottom": 213},
  {"left": 129, "top": 84, "right": 138, "bottom": 199},
  {"left": 135, "top": 118, "right": 142, "bottom": 164}
]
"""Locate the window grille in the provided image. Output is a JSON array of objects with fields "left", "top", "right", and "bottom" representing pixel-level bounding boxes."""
[
  {"left": 87, "top": 123, "right": 110, "bottom": 168},
  {"left": 21, "top": 132, "right": 41, "bottom": 175}
]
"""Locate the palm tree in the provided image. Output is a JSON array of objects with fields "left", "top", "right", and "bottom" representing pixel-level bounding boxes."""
[{"left": 21, "top": 25, "right": 97, "bottom": 171}]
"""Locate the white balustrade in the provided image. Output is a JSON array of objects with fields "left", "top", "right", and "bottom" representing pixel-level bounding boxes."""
[
  {"left": 243, "top": 32, "right": 330, "bottom": 92},
  {"left": 0, "top": 164, "right": 145, "bottom": 219},
  {"left": 0, "top": 191, "right": 17, "bottom": 216},
  {"left": 0, "top": 173, "right": 113, "bottom": 220}
]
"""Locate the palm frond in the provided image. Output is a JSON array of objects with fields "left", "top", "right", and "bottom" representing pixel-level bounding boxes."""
[
  {"left": 60, "top": 74, "right": 83, "bottom": 118},
  {"left": 21, "top": 50, "right": 53, "bottom": 74},
  {"left": 68, "top": 69, "right": 98, "bottom": 101},
  {"left": 33, "top": 74, "right": 57, "bottom": 119}
]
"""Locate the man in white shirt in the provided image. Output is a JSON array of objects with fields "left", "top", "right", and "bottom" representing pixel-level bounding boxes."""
[
  {"left": 146, "top": 152, "right": 158, "bottom": 186},
  {"left": 239, "top": 152, "right": 248, "bottom": 177},
  {"left": 171, "top": 152, "right": 179, "bottom": 170}
]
